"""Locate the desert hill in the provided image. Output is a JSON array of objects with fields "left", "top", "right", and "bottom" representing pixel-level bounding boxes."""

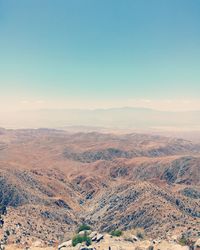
[{"left": 0, "top": 129, "right": 199, "bottom": 247}]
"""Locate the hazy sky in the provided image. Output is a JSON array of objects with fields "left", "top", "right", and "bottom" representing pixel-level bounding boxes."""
[{"left": 0, "top": 0, "right": 200, "bottom": 111}]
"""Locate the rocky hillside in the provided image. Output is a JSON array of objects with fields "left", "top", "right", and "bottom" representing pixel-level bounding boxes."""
[{"left": 0, "top": 129, "right": 199, "bottom": 247}]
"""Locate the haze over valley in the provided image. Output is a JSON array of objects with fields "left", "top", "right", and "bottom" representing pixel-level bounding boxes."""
[{"left": 1, "top": 107, "right": 200, "bottom": 132}]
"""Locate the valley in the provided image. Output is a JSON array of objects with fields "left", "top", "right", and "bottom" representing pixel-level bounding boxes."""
[{"left": 0, "top": 129, "right": 199, "bottom": 249}]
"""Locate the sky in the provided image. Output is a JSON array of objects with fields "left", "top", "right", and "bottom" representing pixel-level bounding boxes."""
[{"left": 0, "top": 0, "right": 200, "bottom": 112}]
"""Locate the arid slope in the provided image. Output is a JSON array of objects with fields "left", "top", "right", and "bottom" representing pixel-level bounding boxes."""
[{"left": 0, "top": 129, "right": 199, "bottom": 246}]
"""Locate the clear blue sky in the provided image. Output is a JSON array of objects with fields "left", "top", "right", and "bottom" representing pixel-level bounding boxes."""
[{"left": 0, "top": 0, "right": 200, "bottom": 111}]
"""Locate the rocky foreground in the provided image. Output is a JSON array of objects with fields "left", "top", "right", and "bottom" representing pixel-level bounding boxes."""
[
  {"left": 56, "top": 232, "right": 194, "bottom": 250},
  {"left": 2, "top": 230, "right": 200, "bottom": 250},
  {"left": 1, "top": 224, "right": 200, "bottom": 250}
]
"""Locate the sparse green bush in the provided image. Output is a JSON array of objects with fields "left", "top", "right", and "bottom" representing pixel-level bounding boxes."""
[
  {"left": 72, "top": 233, "right": 91, "bottom": 247},
  {"left": 72, "top": 234, "right": 82, "bottom": 246},
  {"left": 85, "top": 237, "right": 92, "bottom": 246},
  {"left": 77, "top": 224, "right": 91, "bottom": 233},
  {"left": 110, "top": 229, "right": 122, "bottom": 237},
  {"left": 179, "top": 236, "right": 188, "bottom": 246}
]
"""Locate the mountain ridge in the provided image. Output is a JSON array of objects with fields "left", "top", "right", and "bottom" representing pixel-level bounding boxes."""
[{"left": 0, "top": 129, "right": 199, "bottom": 247}]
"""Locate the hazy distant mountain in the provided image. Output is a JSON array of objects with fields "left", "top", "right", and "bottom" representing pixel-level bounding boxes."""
[
  {"left": 1, "top": 107, "right": 200, "bottom": 130},
  {"left": 0, "top": 107, "right": 197, "bottom": 130}
]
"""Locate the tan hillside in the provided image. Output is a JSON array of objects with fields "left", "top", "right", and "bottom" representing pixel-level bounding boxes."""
[{"left": 0, "top": 129, "right": 199, "bottom": 248}]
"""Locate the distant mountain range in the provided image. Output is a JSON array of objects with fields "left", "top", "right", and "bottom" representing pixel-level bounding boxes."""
[{"left": 1, "top": 107, "right": 200, "bottom": 130}]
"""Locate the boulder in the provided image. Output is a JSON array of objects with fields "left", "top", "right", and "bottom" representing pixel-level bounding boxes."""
[
  {"left": 92, "top": 236, "right": 97, "bottom": 241},
  {"left": 79, "top": 230, "right": 92, "bottom": 236},
  {"left": 80, "top": 247, "right": 94, "bottom": 250},
  {"left": 89, "top": 231, "right": 97, "bottom": 239},
  {"left": 58, "top": 240, "right": 72, "bottom": 249},
  {"left": 96, "top": 233, "right": 104, "bottom": 242},
  {"left": 132, "top": 235, "right": 139, "bottom": 242}
]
